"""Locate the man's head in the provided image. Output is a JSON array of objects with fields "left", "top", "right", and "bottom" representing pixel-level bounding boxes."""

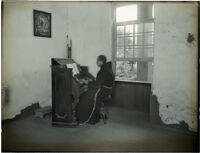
[{"left": 96, "top": 55, "right": 107, "bottom": 67}]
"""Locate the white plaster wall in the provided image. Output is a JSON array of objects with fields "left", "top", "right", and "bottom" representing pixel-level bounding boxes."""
[
  {"left": 2, "top": 2, "right": 112, "bottom": 119},
  {"left": 152, "top": 3, "right": 198, "bottom": 131},
  {"left": 4, "top": 2, "right": 197, "bottom": 132},
  {"left": 66, "top": 2, "right": 112, "bottom": 76}
]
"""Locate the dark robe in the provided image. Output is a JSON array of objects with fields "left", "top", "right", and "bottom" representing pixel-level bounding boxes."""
[
  {"left": 76, "top": 62, "right": 114, "bottom": 124},
  {"left": 96, "top": 62, "right": 114, "bottom": 88}
]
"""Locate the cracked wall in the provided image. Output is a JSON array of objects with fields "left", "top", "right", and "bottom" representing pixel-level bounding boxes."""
[
  {"left": 152, "top": 3, "right": 198, "bottom": 132},
  {"left": 2, "top": 2, "right": 68, "bottom": 119},
  {"left": 2, "top": 2, "right": 198, "bottom": 132},
  {"left": 2, "top": 2, "right": 112, "bottom": 119}
]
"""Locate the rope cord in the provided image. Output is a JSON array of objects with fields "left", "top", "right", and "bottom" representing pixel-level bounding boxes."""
[{"left": 79, "top": 88, "right": 101, "bottom": 125}]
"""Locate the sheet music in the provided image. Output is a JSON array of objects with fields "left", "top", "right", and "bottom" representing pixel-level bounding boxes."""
[{"left": 66, "top": 63, "right": 80, "bottom": 76}]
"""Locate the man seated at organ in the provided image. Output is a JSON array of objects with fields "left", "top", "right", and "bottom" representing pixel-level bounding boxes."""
[
  {"left": 92, "top": 55, "right": 114, "bottom": 123},
  {"left": 51, "top": 55, "right": 114, "bottom": 126},
  {"left": 75, "top": 55, "right": 114, "bottom": 124},
  {"left": 96, "top": 55, "right": 114, "bottom": 89}
]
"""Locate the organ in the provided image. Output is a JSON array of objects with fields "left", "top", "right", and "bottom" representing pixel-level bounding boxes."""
[{"left": 51, "top": 58, "right": 94, "bottom": 127}]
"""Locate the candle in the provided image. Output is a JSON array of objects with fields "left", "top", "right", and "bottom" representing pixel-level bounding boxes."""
[
  {"left": 70, "top": 39, "right": 72, "bottom": 47},
  {"left": 66, "top": 35, "right": 69, "bottom": 45}
]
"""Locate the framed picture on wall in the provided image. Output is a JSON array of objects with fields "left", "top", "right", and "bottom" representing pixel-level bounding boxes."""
[{"left": 33, "top": 10, "right": 51, "bottom": 38}]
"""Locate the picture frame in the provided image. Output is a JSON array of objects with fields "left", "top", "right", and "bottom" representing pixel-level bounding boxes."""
[{"left": 33, "top": 10, "right": 51, "bottom": 38}]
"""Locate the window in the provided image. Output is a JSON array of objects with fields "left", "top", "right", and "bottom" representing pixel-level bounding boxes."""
[
  {"left": 116, "top": 5, "right": 137, "bottom": 22},
  {"left": 114, "top": 4, "right": 154, "bottom": 83}
]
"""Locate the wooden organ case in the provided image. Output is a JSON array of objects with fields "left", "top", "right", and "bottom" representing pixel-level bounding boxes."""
[
  {"left": 51, "top": 58, "right": 94, "bottom": 127},
  {"left": 51, "top": 58, "right": 77, "bottom": 127}
]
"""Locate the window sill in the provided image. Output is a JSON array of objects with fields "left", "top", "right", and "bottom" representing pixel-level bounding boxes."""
[{"left": 115, "top": 79, "right": 152, "bottom": 85}]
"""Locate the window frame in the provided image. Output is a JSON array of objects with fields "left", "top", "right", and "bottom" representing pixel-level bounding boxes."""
[{"left": 112, "top": 4, "right": 154, "bottom": 84}]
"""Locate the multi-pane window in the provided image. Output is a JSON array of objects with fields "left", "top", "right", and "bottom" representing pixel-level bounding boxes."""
[{"left": 114, "top": 4, "right": 154, "bottom": 83}]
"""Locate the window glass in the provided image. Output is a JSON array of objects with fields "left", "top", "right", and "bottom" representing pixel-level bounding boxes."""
[
  {"left": 125, "top": 25, "right": 134, "bottom": 34},
  {"left": 117, "top": 26, "right": 124, "bottom": 35},
  {"left": 125, "top": 36, "right": 133, "bottom": 46},
  {"left": 115, "top": 61, "right": 137, "bottom": 81},
  {"left": 117, "top": 36, "right": 124, "bottom": 46},
  {"left": 116, "top": 5, "right": 137, "bottom": 22},
  {"left": 135, "top": 24, "right": 143, "bottom": 33},
  {"left": 115, "top": 4, "right": 154, "bottom": 83},
  {"left": 117, "top": 48, "right": 124, "bottom": 58},
  {"left": 134, "top": 34, "right": 143, "bottom": 46},
  {"left": 144, "top": 34, "right": 153, "bottom": 45},
  {"left": 115, "top": 61, "right": 153, "bottom": 82},
  {"left": 125, "top": 48, "right": 133, "bottom": 58},
  {"left": 133, "top": 48, "right": 143, "bottom": 58}
]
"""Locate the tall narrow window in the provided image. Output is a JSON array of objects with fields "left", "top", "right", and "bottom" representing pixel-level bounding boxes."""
[{"left": 114, "top": 4, "right": 154, "bottom": 83}]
